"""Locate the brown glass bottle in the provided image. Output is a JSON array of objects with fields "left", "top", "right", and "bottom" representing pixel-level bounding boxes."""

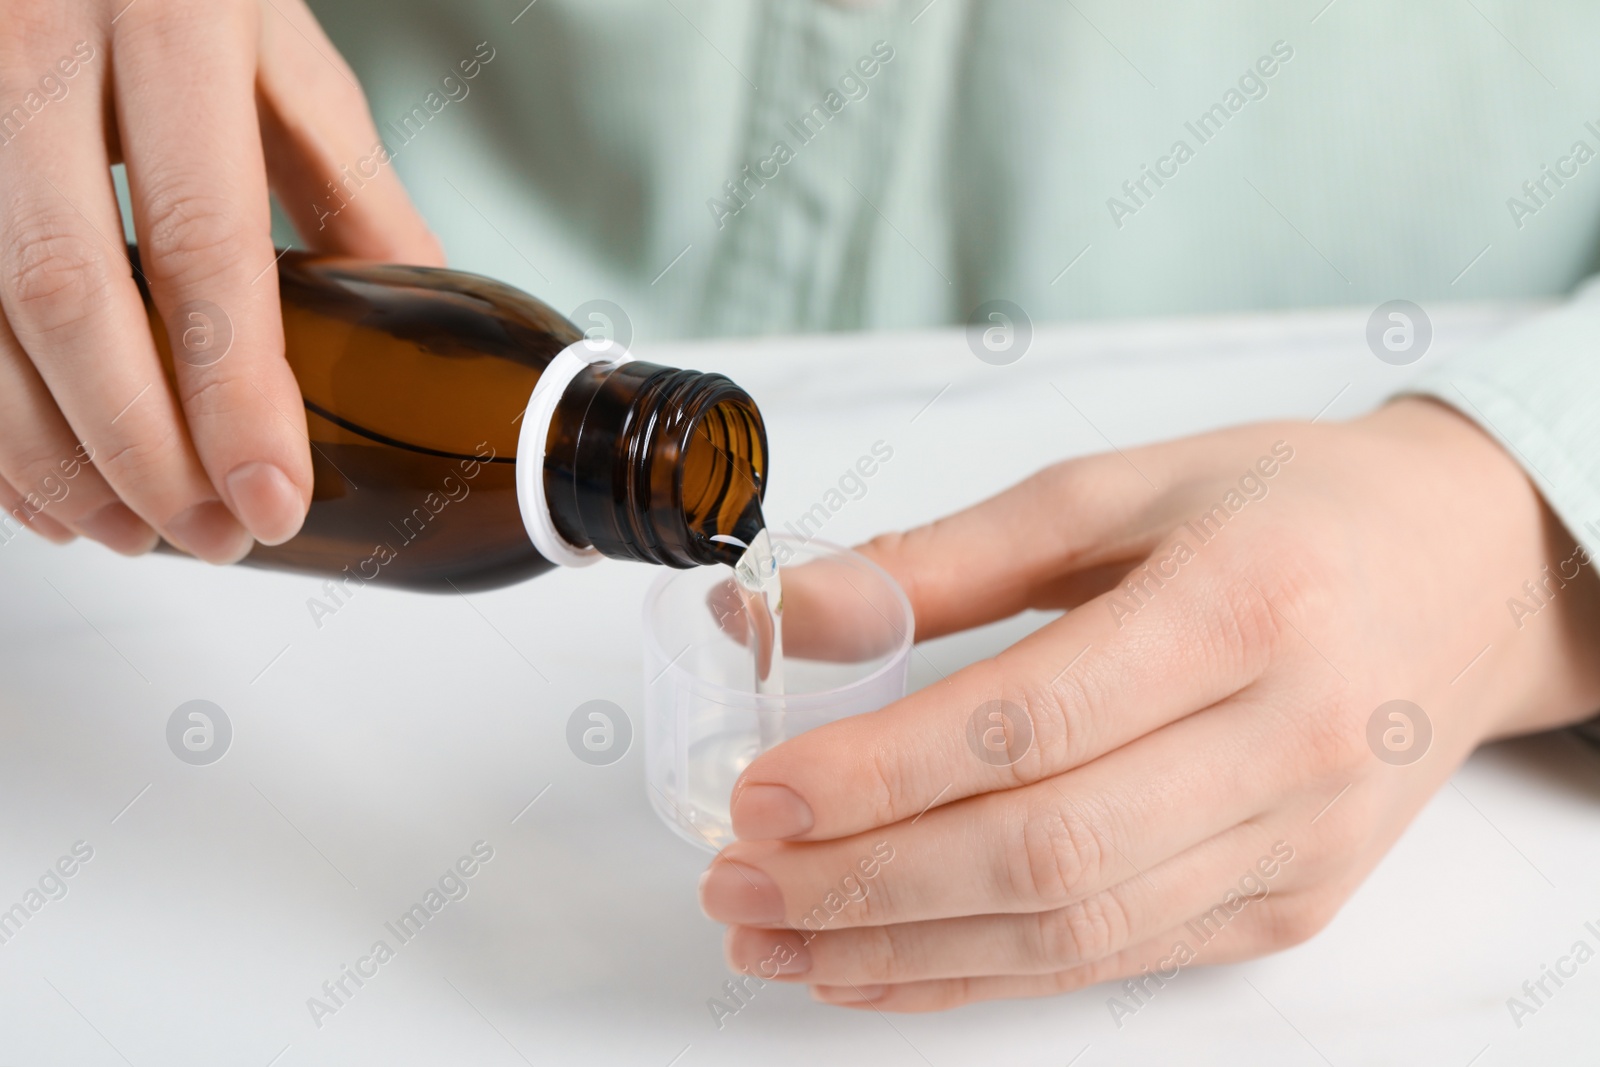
[{"left": 131, "top": 248, "right": 770, "bottom": 592}]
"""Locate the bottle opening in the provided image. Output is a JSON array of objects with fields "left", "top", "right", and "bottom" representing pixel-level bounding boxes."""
[
  {"left": 680, "top": 395, "right": 768, "bottom": 567},
  {"left": 537, "top": 354, "right": 770, "bottom": 569}
]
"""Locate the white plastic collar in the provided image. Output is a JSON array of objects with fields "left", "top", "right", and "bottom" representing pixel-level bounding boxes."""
[{"left": 516, "top": 337, "right": 633, "bottom": 568}]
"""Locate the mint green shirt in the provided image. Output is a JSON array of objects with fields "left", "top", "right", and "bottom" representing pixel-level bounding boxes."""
[{"left": 307, "top": 0, "right": 1600, "bottom": 556}]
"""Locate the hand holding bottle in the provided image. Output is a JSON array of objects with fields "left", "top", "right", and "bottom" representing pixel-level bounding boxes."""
[
  {"left": 702, "top": 399, "right": 1600, "bottom": 1010},
  {"left": 0, "top": 0, "right": 442, "bottom": 560}
]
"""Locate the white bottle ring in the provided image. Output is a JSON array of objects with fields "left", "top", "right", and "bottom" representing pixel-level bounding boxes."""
[{"left": 515, "top": 337, "right": 633, "bottom": 568}]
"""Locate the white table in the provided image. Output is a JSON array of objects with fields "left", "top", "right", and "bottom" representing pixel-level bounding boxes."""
[{"left": 3, "top": 302, "right": 1596, "bottom": 1066}]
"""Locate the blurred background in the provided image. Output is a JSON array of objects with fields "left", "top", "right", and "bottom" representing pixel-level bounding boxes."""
[{"left": 302, "top": 0, "right": 1600, "bottom": 338}]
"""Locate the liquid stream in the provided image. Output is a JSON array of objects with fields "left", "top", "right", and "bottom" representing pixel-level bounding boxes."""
[{"left": 731, "top": 528, "right": 786, "bottom": 749}]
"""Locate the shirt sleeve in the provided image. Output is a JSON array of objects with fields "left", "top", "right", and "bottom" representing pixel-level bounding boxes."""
[
  {"left": 1402, "top": 280, "right": 1600, "bottom": 736},
  {"left": 1403, "top": 275, "right": 1600, "bottom": 563}
]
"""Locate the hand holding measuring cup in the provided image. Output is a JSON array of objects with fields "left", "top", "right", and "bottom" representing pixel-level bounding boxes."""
[{"left": 701, "top": 400, "right": 1600, "bottom": 1011}]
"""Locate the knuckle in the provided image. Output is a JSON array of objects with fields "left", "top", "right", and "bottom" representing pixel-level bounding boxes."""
[
  {"left": 1263, "top": 559, "right": 1341, "bottom": 635},
  {"left": 1304, "top": 814, "right": 1362, "bottom": 873},
  {"left": 2, "top": 465, "right": 85, "bottom": 517},
  {"left": 177, "top": 372, "right": 246, "bottom": 417},
  {"left": 1260, "top": 894, "right": 1340, "bottom": 950},
  {"left": 1301, "top": 694, "right": 1373, "bottom": 779},
  {"left": 117, "top": 0, "right": 256, "bottom": 46},
  {"left": 1034, "top": 892, "right": 1128, "bottom": 969},
  {"left": 1303, "top": 789, "right": 1377, "bottom": 864},
  {"left": 1011, "top": 797, "right": 1107, "bottom": 909},
  {"left": 1033, "top": 450, "right": 1148, "bottom": 534},
  {"left": 1032, "top": 456, "right": 1096, "bottom": 510},
  {"left": 944, "top": 977, "right": 982, "bottom": 1010},
  {"left": 1193, "top": 558, "right": 1284, "bottom": 678},
  {"left": 1021, "top": 663, "right": 1088, "bottom": 776},
  {"left": 1216, "top": 525, "right": 1345, "bottom": 663},
  {"left": 858, "top": 528, "right": 908, "bottom": 560},
  {"left": 96, "top": 419, "right": 181, "bottom": 480},
  {"left": 862, "top": 741, "right": 910, "bottom": 827},
  {"left": 855, "top": 925, "right": 912, "bottom": 983},
  {"left": 858, "top": 528, "right": 928, "bottom": 619},
  {"left": 0, "top": 4, "right": 72, "bottom": 57},
  {"left": 139, "top": 186, "right": 251, "bottom": 285},
  {"left": 2, "top": 438, "right": 72, "bottom": 485},
  {"left": 918, "top": 977, "right": 976, "bottom": 1012},
  {"left": 848, "top": 868, "right": 898, "bottom": 928},
  {"left": 3, "top": 222, "right": 112, "bottom": 334}
]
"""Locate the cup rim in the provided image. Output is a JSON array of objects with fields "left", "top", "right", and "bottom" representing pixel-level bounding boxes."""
[{"left": 639, "top": 534, "right": 915, "bottom": 711}]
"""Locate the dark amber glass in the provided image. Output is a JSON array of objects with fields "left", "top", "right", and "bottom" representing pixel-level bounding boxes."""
[
  {"left": 132, "top": 248, "right": 769, "bottom": 591},
  {"left": 544, "top": 359, "right": 769, "bottom": 568}
]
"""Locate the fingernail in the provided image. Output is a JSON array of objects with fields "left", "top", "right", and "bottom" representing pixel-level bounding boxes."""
[
  {"left": 78, "top": 502, "right": 159, "bottom": 556},
  {"left": 699, "top": 861, "right": 784, "bottom": 925},
  {"left": 167, "top": 500, "right": 254, "bottom": 564},
  {"left": 732, "top": 784, "right": 814, "bottom": 840},
  {"left": 812, "top": 983, "right": 887, "bottom": 1005},
  {"left": 225, "top": 462, "right": 304, "bottom": 545},
  {"left": 727, "top": 927, "right": 811, "bottom": 977}
]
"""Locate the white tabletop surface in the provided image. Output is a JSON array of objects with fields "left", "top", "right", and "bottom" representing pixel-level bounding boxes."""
[{"left": 2, "top": 302, "right": 1597, "bottom": 1066}]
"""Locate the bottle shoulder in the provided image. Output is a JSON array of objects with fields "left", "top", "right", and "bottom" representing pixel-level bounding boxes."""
[{"left": 277, "top": 254, "right": 580, "bottom": 463}]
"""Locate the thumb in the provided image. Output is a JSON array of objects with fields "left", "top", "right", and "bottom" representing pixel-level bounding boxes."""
[
  {"left": 853, "top": 455, "right": 1165, "bottom": 641},
  {"left": 255, "top": 0, "right": 445, "bottom": 265}
]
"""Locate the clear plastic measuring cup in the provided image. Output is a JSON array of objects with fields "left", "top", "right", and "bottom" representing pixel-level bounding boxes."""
[{"left": 642, "top": 535, "right": 913, "bottom": 851}]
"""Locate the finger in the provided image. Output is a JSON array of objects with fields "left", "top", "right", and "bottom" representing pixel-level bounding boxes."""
[
  {"left": 0, "top": 472, "right": 76, "bottom": 546},
  {"left": 0, "top": 27, "right": 253, "bottom": 563},
  {"left": 0, "top": 320, "right": 157, "bottom": 554},
  {"left": 709, "top": 691, "right": 1297, "bottom": 928},
  {"left": 807, "top": 911, "right": 1275, "bottom": 1012},
  {"left": 721, "top": 820, "right": 1292, "bottom": 985},
  {"left": 116, "top": 0, "right": 311, "bottom": 545},
  {"left": 852, "top": 453, "right": 1167, "bottom": 641},
  {"left": 713, "top": 550, "right": 1134, "bottom": 664},
  {"left": 732, "top": 556, "right": 1138, "bottom": 664},
  {"left": 256, "top": 0, "right": 445, "bottom": 263},
  {"left": 730, "top": 531, "right": 1280, "bottom": 841},
  {"left": 708, "top": 554, "right": 910, "bottom": 664}
]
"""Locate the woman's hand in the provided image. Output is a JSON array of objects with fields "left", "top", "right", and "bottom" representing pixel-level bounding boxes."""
[
  {"left": 700, "top": 398, "right": 1600, "bottom": 1011},
  {"left": 0, "top": 0, "right": 441, "bottom": 560}
]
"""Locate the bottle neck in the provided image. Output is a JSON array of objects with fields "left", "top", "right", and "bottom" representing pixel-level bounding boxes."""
[{"left": 517, "top": 341, "right": 769, "bottom": 569}]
